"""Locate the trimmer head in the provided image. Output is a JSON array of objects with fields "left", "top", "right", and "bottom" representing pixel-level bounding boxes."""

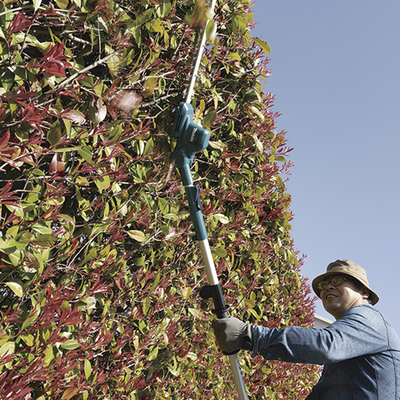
[{"left": 171, "top": 102, "right": 210, "bottom": 168}]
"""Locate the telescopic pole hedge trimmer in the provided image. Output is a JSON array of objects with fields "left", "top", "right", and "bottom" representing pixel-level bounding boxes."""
[{"left": 169, "top": 1, "right": 248, "bottom": 399}]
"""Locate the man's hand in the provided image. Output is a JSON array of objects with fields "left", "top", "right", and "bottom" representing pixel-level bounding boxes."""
[{"left": 212, "top": 316, "right": 253, "bottom": 354}]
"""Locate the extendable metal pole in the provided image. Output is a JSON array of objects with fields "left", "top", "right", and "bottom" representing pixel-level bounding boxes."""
[
  {"left": 198, "top": 240, "right": 248, "bottom": 400},
  {"left": 177, "top": 164, "right": 248, "bottom": 400}
]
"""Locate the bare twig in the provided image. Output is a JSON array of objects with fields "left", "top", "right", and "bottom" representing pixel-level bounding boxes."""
[{"left": 48, "top": 51, "right": 120, "bottom": 94}]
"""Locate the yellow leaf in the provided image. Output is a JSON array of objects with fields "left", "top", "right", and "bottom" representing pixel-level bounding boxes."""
[
  {"left": 181, "top": 287, "right": 192, "bottom": 300},
  {"left": 188, "top": 308, "right": 204, "bottom": 319},
  {"left": 5, "top": 281, "right": 23, "bottom": 297},
  {"left": 142, "top": 77, "right": 158, "bottom": 98},
  {"left": 55, "top": 0, "right": 69, "bottom": 9},
  {"left": 127, "top": 230, "right": 146, "bottom": 242},
  {"left": 33, "top": 0, "right": 42, "bottom": 11},
  {"left": 21, "top": 334, "right": 34, "bottom": 347},
  {"left": 0, "top": 342, "right": 15, "bottom": 357},
  {"left": 62, "top": 387, "right": 80, "bottom": 399}
]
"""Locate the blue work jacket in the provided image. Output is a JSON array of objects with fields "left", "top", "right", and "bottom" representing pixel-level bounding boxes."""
[{"left": 252, "top": 304, "right": 400, "bottom": 399}]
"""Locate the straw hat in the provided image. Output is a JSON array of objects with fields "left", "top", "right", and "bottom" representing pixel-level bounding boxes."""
[{"left": 312, "top": 259, "right": 379, "bottom": 305}]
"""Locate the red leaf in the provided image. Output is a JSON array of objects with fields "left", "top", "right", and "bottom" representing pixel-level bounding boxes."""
[
  {"left": 0, "top": 99, "right": 5, "bottom": 121},
  {"left": 43, "top": 3, "right": 56, "bottom": 15},
  {"left": 0, "top": 155, "right": 20, "bottom": 170},
  {"left": 41, "top": 42, "right": 72, "bottom": 77},
  {"left": 0, "top": 182, "right": 16, "bottom": 201},
  {"left": 0, "top": 130, "right": 10, "bottom": 150},
  {"left": 42, "top": 61, "right": 67, "bottom": 78},
  {"left": 9, "top": 10, "right": 33, "bottom": 34}
]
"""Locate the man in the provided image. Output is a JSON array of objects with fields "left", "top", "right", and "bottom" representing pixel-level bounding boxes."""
[{"left": 212, "top": 259, "right": 400, "bottom": 399}]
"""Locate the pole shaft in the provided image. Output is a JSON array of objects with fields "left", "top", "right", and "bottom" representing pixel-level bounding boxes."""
[
  {"left": 178, "top": 165, "right": 248, "bottom": 399},
  {"left": 199, "top": 237, "right": 248, "bottom": 400},
  {"left": 185, "top": 0, "right": 217, "bottom": 104},
  {"left": 229, "top": 354, "right": 248, "bottom": 400}
]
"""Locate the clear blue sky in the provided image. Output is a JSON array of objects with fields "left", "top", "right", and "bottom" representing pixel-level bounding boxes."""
[{"left": 251, "top": 0, "right": 400, "bottom": 332}]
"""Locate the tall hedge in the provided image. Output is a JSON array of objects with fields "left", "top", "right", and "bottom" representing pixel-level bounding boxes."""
[{"left": 0, "top": 0, "right": 320, "bottom": 398}]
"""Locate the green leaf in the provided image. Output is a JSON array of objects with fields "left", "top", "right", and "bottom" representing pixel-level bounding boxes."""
[
  {"left": 142, "top": 77, "right": 158, "bottom": 97},
  {"left": 213, "top": 247, "right": 227, "bottom": 257},
  {"left": 105, "top": 45, "right": 121, "bottom": 78},
  {"left": 254, "top": 135, "right": 264, "bottom": 153},
  {"left": 31, "top": 222, "right": 52, "bottom": 235},
  {"left": 91, "top": 222, "right": 111, "bottom": 237},
  {"left": 52, "top": 298, "right": 66, "bottom": 312},
  {"left": 60, "top": 339, "right": 80, "bottom": 350},
  {"left": 5, "top": 204, "right": 24, "bottom": 218},
  {"left": 249, "top": 105, "right": 265, "bottom": 121},
  {"left": 78, "top": 146, "right": 95, "bottom": 165},
  {"left": 209, "top": 140, "right": 227, "bottom": 150},
  {"left": 0, "top": 334, "right": 9, "bottom": 347},
  {"left": 147, "top": 345, "right": 159, "bottom": 361},
  {"left": 142, "top": 297, "right": 151, "bottom": 315},
  {"left": 181, "top": 286, "right": 191, "bottom": 300},
  {"left": 149, "top": 274, "right": 160, "bottom": 293},
  {"left": 134, "top": 255, "right": 146, "bottom": 266},
  {"left": 2, "top": 69, "right": 14, "bottom": 91},
  {"left": 81, "top": 247, "right": 97, "bottom": 265},
  {"left": 84, "top": 359, "right": 92, "bottom": 380},
  {"left": 21, "top": 315, "right": 37, "bottom": 331},
  {"left": 143, "top": 138, "right": 154, "bottom": 155},
  {"left": 47, "top": 122, "right": 62, "bottom": 146},
  {"left": 7, "top": 250, "right": 24, "bottom": 266},
  {"left": 32, "top": 169, "right": 45, "bottom": 176},
  {"left": 33, "top": 234, "right": 57, "bottom": 247},
  {"left": 227, "top": 52, "right": 241, "bottom": 61},
  {"left": 202, "top": 110, "right": 217, "bottom": 127},
  {"left": 44, "top": 346, "right": 54, "bottom": 366},
  {"left": 253, "top": 37, "right": 271, "bottom": 54},
  {"left": 214, "top": 213, "right": 229, "bottom": 224},
  {"left": 146, "top": 19, "right": 163, "bottom": 33},
  {"left": 244, "top": 299, "right": 256, "bottom": 309},
  {"left": 5, "top": 281, "right": 24, "bottom": 297},
  {"left": 158, "top": 0, "right": 173, "bottom": 18},
  {"left": 94, "top": 175, "right": 111, "bottom": 192},
  {"left": 135, "top": 8, "right": 153, "bottom": 26},
  {"left": 0, "top": 237, "right": 17, "bottom": 253},
  {"left": 266, "top": 388, "right": 276, "bottom": 399},
  {"left": 274, "top": 155, "right": 287, "bottom": 162}
]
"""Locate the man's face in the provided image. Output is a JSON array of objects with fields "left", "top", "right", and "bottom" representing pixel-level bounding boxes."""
[{"left": 320, "top": 275, "right": 369, "bottom": 320}]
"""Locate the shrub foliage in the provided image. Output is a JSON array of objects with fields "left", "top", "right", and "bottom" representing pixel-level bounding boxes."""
[{"left": 0, "top": 0, "right": 319, "bottom": 398}]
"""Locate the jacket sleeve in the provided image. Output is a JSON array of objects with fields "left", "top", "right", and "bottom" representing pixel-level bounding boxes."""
[{"left": 252, "top": 305, "right": 389, "bottom": 365}]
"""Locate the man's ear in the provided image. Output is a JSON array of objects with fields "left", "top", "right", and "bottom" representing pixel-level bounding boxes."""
[{"left": 361, "top": 287, "right": 370, "bottom": 300}]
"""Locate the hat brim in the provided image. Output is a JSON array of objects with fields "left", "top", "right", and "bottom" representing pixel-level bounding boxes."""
[{"left": 312, "top": 271, "right": 379, "bottom": 305}]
